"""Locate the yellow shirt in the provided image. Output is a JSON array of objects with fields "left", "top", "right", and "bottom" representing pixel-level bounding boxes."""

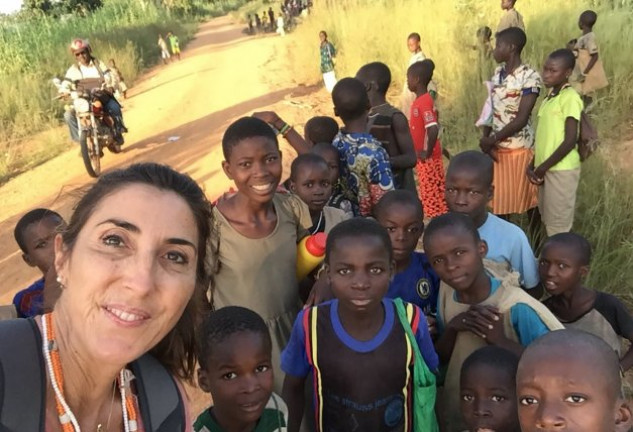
[{"left": 535, "top": 86, "right": 583, "bottom": 171}]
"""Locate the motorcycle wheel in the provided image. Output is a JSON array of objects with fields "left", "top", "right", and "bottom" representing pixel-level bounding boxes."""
[{"left": 79, "top": 129, "right": 101, "bottom": 178}]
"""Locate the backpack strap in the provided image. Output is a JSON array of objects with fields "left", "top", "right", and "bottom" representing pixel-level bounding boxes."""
[
  {"left": 130, "top": 354, "right": 186, "bottom": 432},
  {"left": 0, "top": 319, "right": 45, "bottom": 432}
]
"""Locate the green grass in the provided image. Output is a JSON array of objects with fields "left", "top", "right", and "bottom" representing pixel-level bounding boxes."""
[
  {"left": 0, "top": 0, "right": 253, "bottom": 182},
  {"left": 287, "top": 0, "right": 633, "bottom": 298}
]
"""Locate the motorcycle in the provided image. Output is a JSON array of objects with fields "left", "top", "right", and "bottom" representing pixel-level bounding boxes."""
[{"left": 52, "top": 77, "right": 123, "bottom": 178}]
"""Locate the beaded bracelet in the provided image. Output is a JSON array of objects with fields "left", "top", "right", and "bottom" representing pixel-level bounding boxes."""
[{"left": 279, "top": 123, "right": 292, "bottom": 136}]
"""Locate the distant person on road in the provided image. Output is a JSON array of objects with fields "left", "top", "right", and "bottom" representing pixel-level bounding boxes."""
[
  {"left": 158, "top": 34, "right": 171, "bottom": 64},
  {"left": 12, "top": 208, "right": 66, "bottom": 318},
  {"left": 108, "top": 59, "right": 128, "bottom": 99},
  {"left": 255, "top": 13, "right": 262, "bottom": 32},
  {"left": 247, "top": 14, "right": 254, "bottom": 35},
  {"left": 319, "top": 31, "right": 337, "bottom": 92},
  {"left": 268, "top": 7, "right": 275, "bottom": 31},
  {"left": 167, "top": 31, "right": 181, "bottom": 60},
  {"left": 497, "top": 0, "right": 525, "bottom": 32},
  {"left": 276, "top": 14, "right": 285, "bottom": 36}
]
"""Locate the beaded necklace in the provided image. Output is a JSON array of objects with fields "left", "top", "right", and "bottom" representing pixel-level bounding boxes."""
[{"left": 42, "top": 313, "right": 140, "bottom": 432}]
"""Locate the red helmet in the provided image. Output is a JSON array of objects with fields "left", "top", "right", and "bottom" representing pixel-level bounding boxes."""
[{"left": 69, "top": 38, "right": 91, "bottom": 54}]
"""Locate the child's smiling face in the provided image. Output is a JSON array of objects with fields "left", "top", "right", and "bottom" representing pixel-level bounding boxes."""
[
  {"left": 222, "top": 137, "right": 282, "bottom": 203},
  {"left": 327, "top": 235, "right": 393, "bottom": 314},
  {"left": 517, "top": 343, "right": 632, "bottom": 432},
  {"left": 197, "top": 331, "right": 274, "bottom": 430},
  {"left": 461, "top": 363, "right": 519, "bottom": 432}
]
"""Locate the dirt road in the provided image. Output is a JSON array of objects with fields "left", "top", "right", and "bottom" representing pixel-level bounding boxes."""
[{"left": 0, "top": 16, "right": 331, "bottom": 304}]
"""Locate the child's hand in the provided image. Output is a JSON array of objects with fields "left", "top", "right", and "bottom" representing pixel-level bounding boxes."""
[
  {"left": 426, "top": 314, "right": 437, "bottom": 337},
  {"left": 526, "top": 166, "right": 544, "bottom": 186},
  {"left": 304, "top": 278, "right": 333, "bottom": 308},
  {"left": 418, "top": 150, "right": 428, "bottom": 161},
  {"left": 464, "top": 305, "right": 504, "bottom": 343},
  {"left": 252, "top": 111, "right": 283, "bottom": 128},
  {"left": 447, "top": 312, "right": 473, "bottom": 332}
]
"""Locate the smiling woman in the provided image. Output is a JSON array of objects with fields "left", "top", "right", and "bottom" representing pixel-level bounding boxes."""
[{"left": 0, "top": 163, "right": 214, "bottom": 432}]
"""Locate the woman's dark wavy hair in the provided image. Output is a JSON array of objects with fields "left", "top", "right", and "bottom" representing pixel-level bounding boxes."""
[{"left": 61, "top": 163, "right": 214, "bottom": 382}]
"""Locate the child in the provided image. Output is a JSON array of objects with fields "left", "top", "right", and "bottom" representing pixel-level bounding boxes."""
[
  {"left": 255, "top": 14, "right": 262, "bottom": 32},
  {"left": 407, "top": 60, "right": 447, "bottom": 218},
  {"left": 167, "top": 31, "right": 181, "bottom": 60},
  {"left": 475, "top": 26, "right": 494, "bottom": 84},
  {"left": 401, "top": 33, "right": 436, "bottom": 119},
  {"left": 213, "top": 117, "right": 312, "bottom": 392},
  {"left": 460, "top": 346, "right": 520, "bottom": 432},
  {"left": 12, "top": 208, "right": 65, "bottom": 318},
  {"left": 304, "top": 116, "right": 338, "bottom": 147},
  {"left": 517, "top": 330, "right": 633, "bottom": 432},
  {"left": 425, "top": 213, "right": 562, "bottom": 432},
  {"left": 445, "top": 151, "right": 540, "bottom": 291},
  {"left": 248, "top": 14, "right": 255, "bottom": 35},
  {"left": 373, "top": 190, "right": 439, "bottom": 316},
  {"left": 281, "top": 218, "right": 439, "bottom": 432},
  {"left": 195, "top": 306, "right": 288, "bottom": 432},
  {"left": 288, "top": 154, "right": 349, "bottom": 234},
  {"left": 356, "top": 62, "right": 417, "bottom": 191},
  {"left": 331, "top": 77, "right": 394, "bottom": 217},
  {"left": 528, "top": 49, "right": 583, "bottom": 237},
  {"left": 319, "top": 31, "right": 337, "bottom": 93},
  {"left": 107, "top": 59, "right": 128, "bottom": 99},
  {"left": 497, "top": 0, "right": 525, "bottom": 32},
  {"left": 570, "top": 10, "right": 608, "bottom": 105},
  {"left": 540, "top": 233, "right": 633, "bottom": 370},
  {"left": 158, "top": 34, "right": 171, "bottom": 64},
  {"left": 479, "top": 27, "right": 541, "bottom": 220},
  {"left": 310, "top": 142, "right": 354, "bottom": 218}
]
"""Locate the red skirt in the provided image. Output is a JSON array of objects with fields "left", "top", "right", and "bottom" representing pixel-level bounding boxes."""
[{"left": 414, "top": 154, "right": 448, "bottom": 218}]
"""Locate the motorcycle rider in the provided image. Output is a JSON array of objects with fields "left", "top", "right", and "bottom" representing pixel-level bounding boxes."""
[{"left": 62, "top": 39, "right": 127, "bottom": 145}]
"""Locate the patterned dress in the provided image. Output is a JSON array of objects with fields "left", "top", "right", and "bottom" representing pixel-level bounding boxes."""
[{"left": 332, "top": 131, "right": 394, "bottom": 217}]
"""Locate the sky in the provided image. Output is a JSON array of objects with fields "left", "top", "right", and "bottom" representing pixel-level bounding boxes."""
[{"left": 0, "top": 0, "right": 23, "bottom": 15}]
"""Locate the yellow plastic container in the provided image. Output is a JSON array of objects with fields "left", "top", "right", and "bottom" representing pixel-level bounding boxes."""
[{"left": 296, "top": 232, "right": 327, "bottom": 281}]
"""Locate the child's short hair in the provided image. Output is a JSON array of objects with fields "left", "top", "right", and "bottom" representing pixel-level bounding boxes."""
[
  {"left": 461, "top": 346, "right": 519, "bottom": 380},
  {"left": 408, "top": 59, "right": 435, "bottom": 86},
  {"left": 580, "top": 10, "right": 598, "bottom": 27},
  {"left": 325, "top": 217, "right": 393, "bottom": 263},
  {"left": 222, "top": 117, "right": 278, "bottom": 160},
  {"left": 197, "top": 306, "right": 271, "bottom": 369},
  {"left": 543, "top": 232, "right": 592, "bottom": 266},
  {"left": 373, "top": 190, "right": 423, "bottom": 220},
  {"left": 495, "top": 27, "right": 527, "bottom": 52},
  {"left": 407, "top": 32, "right": 421, "bottom": 42},
  {"left": 519, "top": 329, "right": 622, "bottom": 398},
  {"left": 290, "top": 153, "right": 328, "bottom": 181},
  {"left": 424, "top": 212, "right": 481, "bottom": 248},
  {"left": 356, "top": 62, "right": 392, "bottom": 94},
  {"left": 446, "top": 150, "right": 494, "bottom": 187},
  {"left": 548, "top": 48, "right": 576, "bottom": 70},
  {"left": 14, "top": 208, "right": 63, "bottom": 253},
  {"left": 305, "top": 116, "right": 339, "bottom": 144},
  {"left": 332, "top": 77, "right": 370, "bottom": 122}
]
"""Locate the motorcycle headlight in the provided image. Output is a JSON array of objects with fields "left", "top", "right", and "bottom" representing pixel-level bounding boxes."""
[{"left": 73, "top": 98, "right": 90, "bottom": 113}]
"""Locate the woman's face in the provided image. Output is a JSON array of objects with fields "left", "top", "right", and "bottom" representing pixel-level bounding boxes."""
[{"left": 54, "top": 184, "right": 200, "bottom": 365}]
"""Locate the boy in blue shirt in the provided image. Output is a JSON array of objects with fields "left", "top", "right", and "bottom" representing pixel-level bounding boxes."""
[
  {"left": 282, "top": 218, "right": 438, "bottom": 432},
  {"left": 373, "top": 190, "right": 439, "bottom": 318},
  {"left": 425, "top": 212, "right": 562, "bottom": 432},
  {"left": 12, "top": 208, "right": 65, "bottom": 318},
  {"left": 445, "top": 150, "right": 540, "bottom": 293}
]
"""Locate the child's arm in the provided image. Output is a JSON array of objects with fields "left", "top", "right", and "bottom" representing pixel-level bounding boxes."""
[
  {"left": 434, "top": 311, "right": 475, "bottom": 363},
  {"left": 252, "top": 111, "right": 311, "bottom": 154},
  {"left": 389, "top": 112, "right": 417, "bottom": 170},
  {"left": 424, "top": 124, "right": 439, "bottom": 159},
  {"left": 282, "top": 375, "right": 306, "bottom": 432},
  {"left": 280, "top": 312, "right": 312, "bottom": 432},
  {"left": 479, "top": 93, "right": 538, "bottom": 151},
  {"left": 583, "top": 52, "right": 599, "bottom": 77},
  {"left": 534, "top": 117, "right": 579, "bottom": 179}
]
